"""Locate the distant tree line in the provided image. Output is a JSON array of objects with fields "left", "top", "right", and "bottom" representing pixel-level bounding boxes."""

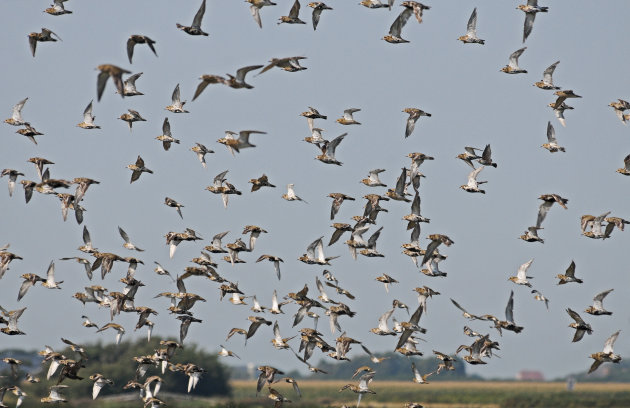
[{"left": 0, "top": 337, "right": 230, "bottom": 407}]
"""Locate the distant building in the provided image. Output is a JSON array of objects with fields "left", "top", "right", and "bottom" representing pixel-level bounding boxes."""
[{"left": 516, "top": 370, "right": 545, "bottom": 381}]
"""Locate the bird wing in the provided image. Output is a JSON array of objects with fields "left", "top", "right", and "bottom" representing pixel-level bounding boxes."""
[
  {"left": 546, "top": 121, "right": 557, "bottom": 143},
  {"left": 162, "top": 118, "right": 171, "bottom": 136},
  {"left": 603, "top": 330, "right": 620, "bottom": 354},
  {"left": 250, "top": 5, "right": 262, "bottom": 28},
  {"left": 378, "top": 308, "right": 394, "bottom": 331},
  {"left": 522, "top": 12, "right": 536, "bottom": 42},
  {"left": 566, "top": 308, "right": 584, "bottom": 324},
  {"left": 467, "top": 166, "right": 483, "bottom": 187},
  {"left": 118, "top": 227, "right": 130, "bottom": 243},
  {"left": 505, "top": 291, "right": 515, "bottom": 322},
  {"left": 326, "top": 133, "right": 347, "bottom": 158},
  {"left": 536, "top": 201, "right": 553, "bottom": 228},
  {"left": 171, "top": 84, "right": 181, "bottom": 103},
  {"left": 395, "top": 167, "right": 407, "bottom": 195},
  {"left": 192, "top": 0, "right": 206, "bottom": 29},
  {"left": 46, "top": 261, "right": 56, "bottom": 285},
  {"left": 517, "top": 259, "right": 533, "bottom": 280},
  {"left": 83, "top": 100, "right": 94, "bottom": 123},
  {"left": 389, "top": 7, "right": 412, "bottom": 37},
  {"left": 288, "top": 0, "right": 301, "bottom": 19},
  {"left": 542, "top": 61, "right": 559, "bottom": 84},
  {"left": 235, "top": 65, "right": 263, "bottom": 82},
  {"left": 126, "top": 38, "right": 136, "bottom": 64},
  {"left": 466, "top": 7, "right": 478, "bottom": 35},
  {"left": 508, "top": 47, "right": 526, "bottom": 69}
]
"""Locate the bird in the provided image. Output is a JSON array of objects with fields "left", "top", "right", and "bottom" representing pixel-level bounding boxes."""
[
  {"left": 585, "top": 289, "right": 614, "bottom": 316},
  {"left": 456, "top": 147, "right": 482, "bottom": 169},
  {"left": 247, "top": 0, "right": 277, "bottom": 28},
  {"left": 308, "top": 2, "right": 332, "bottom": 30},
  {"left": 460, "top": 166, "right": 486, "bottom": 194},
  {"left": 246, "top": 316, "right": 272, "bottom": 344},
  {"left": 41, "top": 261, "right": 63, "bottom": 289},
  {"left": 278, "top": 0, "right": 306, "bottom": 24},
  {"left": 566, "top": 308, "right": 592, "bottom": 342},
  {"left": 551, "top": 89, "right": 582, "bottom": 110},
  {"left": 4, "top": 97, "right": 29, "bottom": 126},
  {"left": 360, "top": 0, "right": 393, "bottom": 9},
  {"left": 127, "top": 155, "right": 153, "bottom": 183},
  {"left": 127, "top": 35, "right": 157, "bottom": 64},
  {"left": 609, "top": 99, "right": 630, "bottom": 124},
  {"left": 531, "top": 290, "right": 549, "bottom": 310},
  {"left": 16, "top": 124, "right": 44, "bottom": 145},
  {"left": 557, "top": 260, "right": 583, "bottom": 285},
  {"left": 338, "top": 372, "right": 375, "bottom": 407},
  {"left": 77, "top": 100, "right": 100, "bottom": 129},
  {"left": 517, "top": 0, "right": 548, "bottom": 43},
  {"left": 81, "top": 315, "right": 99, "bottom": 329},
  {"left": 315, "top": 133, "right": 347, "bottom": 165},
  {"left": 491, "top": 290, "right": 524, "bottom": 335},
  {"left": 218, "top": 344, "right": 240, "bottom": 359},
  {"left": 156, "top": 117, "right": 180, "bottom": 151},
  {"left": 383, "top": 5, "right": 414, "bottom": 43},
  {"left": 28, "top": 28, "right": 61, "bottom": 57},
  {"left": 256, "top": 255, "right": 283, "bottom": 280},
  {"left": 370, "top": 307, "right": 396, "bottom": 335},
  {"left": 458, "top": 8, "right": 484, "bottom": 44},
  {"left": 336, "top": 108, "right": 361, "bottom": 125},
  {"left": 501, "top": 47, "right": 527, "bottom": 74},
  {"left": 96, "top": 322, "right": 125, "bottom": 344},
  {"left": 44, "top": 0, "right": 72, "bottom": 15},
  {"left": 508, "top": 259, "right": 534, "bottom": 287},
  {"left": 177, "top": 0, "right": 209, "bottom": 36},
  {"left": 548, "top": 100, "right": 573, "bottom": 127},
  {"left": 177, "top": 315, "right": 202, "bottom": 343},
  {"left": 589, "top": 331, "right": 622, "bottom": 374},
  {"left": 403, "top": 108, "right": 431, "bottom": 138},
  {"left": 299, "top": 236, "right": 338, "bottom": 265},
  {"left": 375, "top": 274, "right": 398, "bottom": 293},
  {"left": 411, "top": 362, "right": 433, "bottom": 384},
  {"left": 519, "top": 226, "right": 544, "bottom": 244},
  {"left": 477, "top": 144, "right": 497, "bottom": 167},
  {"left": 268, "top": 387, "right": 292, "bottom": 406},
  {"left": 258, "top": 56, "right": 307, "bottom": 75},
  {"left": 118, "top": 72, "right": 144, "bottom": 96},
  {"left": 96, "top": 64, "right": 131, "bottom": 101},
  {"left": 536, "top": 193, "right": 568, "bottom": 228},
  {"left": 542, "top": 121, "right": 565, "bottom": 153},
  {"left": 282, "top": 184, "right": 308, "bottom": 203},
  {"left": 534, "top": 61, "right": 560, "bottom": 90},
  {"left": 90, "top": 373, "right": 114, "bottom": 399},
  {"left": 118, "top": 227, "right": 144, "bottom": 252},
  {"left": 1, "top": 169, "right": 24, "bottom": 197},
  {"left": 119, "top": 109, "right": 146, "bottom": 131},
  {"left": 41, "top": 385, "right": 68, "bottom": 403},
  {"left": 386, "top": 167, "right": 411, "bottom": 202},
  {"left": 616, "top": 154, "right": 630, "bottom": 175},
  {"left": 165, "top": 84, "right": 189, "bottom": 113},
  {"left": 450, "top": 299, "right": 483, "bottom": 321},
  {"left": 361, "top": 169, "right": 386, "bottom": 187}
]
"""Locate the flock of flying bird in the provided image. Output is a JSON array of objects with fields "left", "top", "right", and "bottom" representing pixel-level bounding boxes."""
[{"left": 1, "top": 1, "right": 630, "bottom": 408}]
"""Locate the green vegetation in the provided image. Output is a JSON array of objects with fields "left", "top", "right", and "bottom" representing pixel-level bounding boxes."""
[{"left": 0, "top": 337, "right": 230, "bottom": 407}]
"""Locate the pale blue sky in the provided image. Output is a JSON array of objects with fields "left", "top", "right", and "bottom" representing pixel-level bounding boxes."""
[{"left": 1, "top": 0, "right": 630, "bottom": 381}]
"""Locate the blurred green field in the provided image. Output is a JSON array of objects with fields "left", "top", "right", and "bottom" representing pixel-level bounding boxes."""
[
  {"left": 228, "top": 380, "right": 630, "bottom": 408},
  {"left": 7, "top": 380, "right": 630, "bottom": 408}
]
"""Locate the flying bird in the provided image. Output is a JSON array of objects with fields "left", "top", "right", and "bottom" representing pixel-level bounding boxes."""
[{"left": 177, "top": 0, "right": 209, "bottom": 36}]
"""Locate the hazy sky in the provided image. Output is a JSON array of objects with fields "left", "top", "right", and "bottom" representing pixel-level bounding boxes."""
[{"left": 1, "top": 0, "right": 630, "bottom": 382}]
